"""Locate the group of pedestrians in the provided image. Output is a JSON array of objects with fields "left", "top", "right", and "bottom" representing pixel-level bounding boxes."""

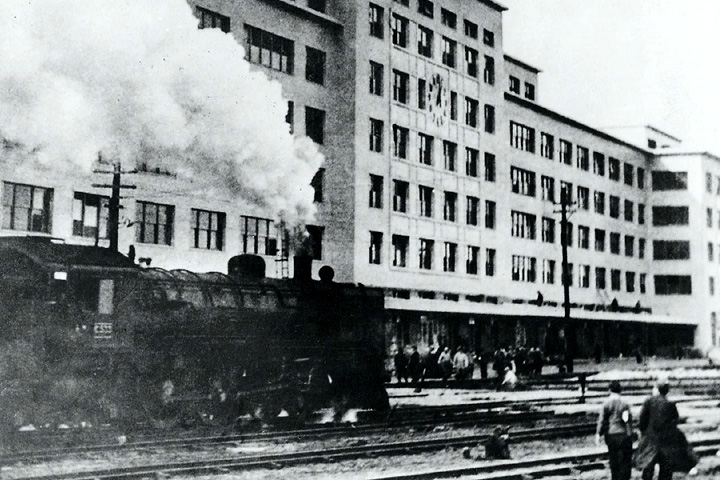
[{"left": 596, "top": 377, "right": 698, "bottom": 480}]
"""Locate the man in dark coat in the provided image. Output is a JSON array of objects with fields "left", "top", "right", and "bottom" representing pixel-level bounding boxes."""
[
  {"left": 635, "top": 378, "right": 698, "bottom": 480},
  {"left": 596, "top": 380, "right": 633, "bottom": 480},
  {"left": 394, "top": 348, "right": 408, "bottom": 383}
]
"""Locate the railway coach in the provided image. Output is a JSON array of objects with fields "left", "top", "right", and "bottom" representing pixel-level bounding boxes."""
[{"left": 0, "top": 236, "right": 389, "bottom": 431}]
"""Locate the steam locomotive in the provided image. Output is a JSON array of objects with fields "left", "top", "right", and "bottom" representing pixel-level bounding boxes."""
[{"left": 0, "top": 236, "right": 389, "bottom": 431}]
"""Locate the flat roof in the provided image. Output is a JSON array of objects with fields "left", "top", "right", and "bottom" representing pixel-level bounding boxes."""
[
  {"left": 504, "top": 93, "right": 650, "bottom": 155},
  {"left": 653, "top": 150, "right": 720, "bottom": 163},
  {"left": 478, "top": 0, "right": 508, "bottom": 12},
  {"left": 504, "top": 54, "right": 542, "bottom": 73}
]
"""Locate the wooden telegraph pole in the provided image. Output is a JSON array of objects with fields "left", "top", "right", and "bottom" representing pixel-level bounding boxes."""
[
  {"left": 92, "top": 160, "right": 137, "bottom": 253},
  {"left": 557, "top": 187, "right": 576, "bottom": 373}
]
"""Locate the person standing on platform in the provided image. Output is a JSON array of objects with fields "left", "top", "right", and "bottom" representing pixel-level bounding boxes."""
[
  {"left": 437, "top": 347, "right": 453, "bottom": 384},
  {"left": 635, "top": 377, "right": 698, "bottom": 480},
  {"left": 409, "top": 346, "right": 422, "bottom": 392},
  {"left": 453, "top": 346, "right": 471, "bottom": 381},
  {"left": 394, "top": 348, "right": 408, "bottom": 383},
  {"left": 596, "top": 380, "right": 633, "bottom": 480}
]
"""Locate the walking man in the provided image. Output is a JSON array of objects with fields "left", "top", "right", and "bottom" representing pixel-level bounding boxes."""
[{"left": 596, "top": 380, "right": 633, "bottom": 480}]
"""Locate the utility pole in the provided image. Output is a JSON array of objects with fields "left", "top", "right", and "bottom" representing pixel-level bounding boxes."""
[
  {"left": 559, "top": 190, "right": 574, "bottom": 373},
  {"left": 92, "top": 160, "right": 137, "bottom": 253}
]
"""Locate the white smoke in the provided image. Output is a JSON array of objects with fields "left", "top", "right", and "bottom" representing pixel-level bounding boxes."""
[{"left": 0, "top": 0, "right": 323, "bottom": 225}]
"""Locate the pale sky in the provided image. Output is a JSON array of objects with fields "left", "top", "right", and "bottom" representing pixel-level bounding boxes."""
[{"left": 502, "top": 0, "right": 720, "bottom": 153}]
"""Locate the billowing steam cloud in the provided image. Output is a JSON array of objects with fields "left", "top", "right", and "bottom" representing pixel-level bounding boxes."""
[{"left": 0, "top": 0, "right": 323, "bottom": 225}]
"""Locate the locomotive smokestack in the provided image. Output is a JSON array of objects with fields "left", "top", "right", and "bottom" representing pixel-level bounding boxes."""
[{"left": 293, "top": 256, "right": 312, "bottom": 282}]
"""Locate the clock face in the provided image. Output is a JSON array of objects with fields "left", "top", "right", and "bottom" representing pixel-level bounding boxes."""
[{"left": 427, "top": 73, "right": 448, "bottom": 127}]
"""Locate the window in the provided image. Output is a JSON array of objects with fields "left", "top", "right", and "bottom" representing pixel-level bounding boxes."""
[
  {"left": 286, "top": 101, "right": 294, "bottom": 133},
  {"left": 305, "top": 47, "right": 325, "bottom": 84},
  {"left": 197, "top": 6, "right": 230, "bottom": 32},
  {"left": 369, "top": 174, "right": 383, "bottom": 208},
  {"left": 485, "top": 201, "right": 496, "bottom": 229},
  {"left": 638, "top": 168, "right": 645, "bottom": 189},
  {"left": 393, "top": 69, "right": 409, "bottom": 103},
  {"left": 543, "top": 259, "right": 555, "bottom": 284},
  {"left": 709, "top": 208, "right": 714, "bottom": 228},
  {"left": 608, "top": 157, "right": 620, "bottom": 181},
  {"left": 610, "top": 232, "right": 620, "bottom": 254},
  {"left": 652, "top": 171, "right": 688, "bottom": 190},
  {"left": 624, "top": 162, "right": 634, "bottom": 186},
  {"left": 465, "top": 97, "right": 478, "bottom": 127},
  {"left": 563, "top": 222, "right": 573, "bottom": 247},
  {"left": 483, "top": 56, "right": 495, "bottom": 85},
  {"left": 391, "top": 14, "right": 409, "bottom": 47},
  {"left": 511, "top": 166, "right": 536, "bottom": 197},
  {"left": 596, "top": 267, "right": 606, "bottom": 290},
  {"left": 135, "top": 201, "right": 173, "bottom": 245},
  {"left": 441, "top": 8, "right": 456, "bottom": 28},
  {"left": 369, "top": 118, "right": 384, "bottom": 152},
  {"left": 609, "top": 195, "right": 620, "bottom": 218},
  {"left": 512, "top": 255, "right": 537, "bottom": 282},
  {"left": 189, "top": 208, "right": 225, "bottom": 250},
  {"left": 369, "top": 231, "right": 383, "bottom": 264},
  {"left": 393, "top": 180, "right": 409, "bottom": 213},
  {"left": 707, "top": 172, "right": 713, "bottom": 193},
  {"left": 483, "top": 28, "right": 494, "bottom": 47},
  {"left": 510, "top": 121, "right": 535, "bottom": 153},
  {"left": 559, "top": 139, "right": 572, "bottom": 165},
  {"left": 540, "top": 133, "right": 554, "bottom": 159},
  {"left": 485, "top": 248, "right": 496, "bottom": 276},
  {"left": 417, "top": 78, "right": 426, "bottom": 109},
  {"left": 466, "top": 196, "right": 479, "bottom": 225},
  {"left": 305, "top": 225, "right": 324, "bottom": 260},
  {"left": 577, "top": 186, "right": 589, "bottom": 210},
  {"left": 638, "top": 204, "right": 645, "bottom": 225},
  {"left": 542, "top": 217, "right": 555, "bottom": 243},
  {"left": 305, "top": 106, "right": 325, "bottom": 144},
  {"left": 560, "top": 181, "right": 573, "bottom": 204},
  {"left": 594, "top": 191, "right": 605, "bottom": 214},
  {"left": 450, "top": 91, "right": 457, "bottom": 120},
  {"left": 576, "top": 146, "right": 589, "bottom": 171},
  {"left": 369, "top": 61, "right": 384, "bottom": 96},
  {"left": 578, "top": 225, "right": 590, "bottom": 249},
  {"left": 625, "top": 235, "right": 634, "bottom": 257},
  {"left": 419, "top": 238, "right": 434, "bottom": 269},
  {"left": 611, "top": 269, "right": 621, "bottom": 291},
  {"left": 369, "top": 3, "right": 384, "bottom": 38},
  {"left": 240, "top": 216, "right": 275, "bottom": 255},
  {"left": 464, "top": 19, "right": 478, "bottom": 39},
  {"left": 466, "top": 148, "right": 479, "bottom": 177},
  {"left": 465, "top": 47, "right": 478, "bottom": 77},
  {"left": 654, "top": 275, "right": 692, "bottom": 295},
  {"left": 441, "top": 37, "right": 456, "bottom": 68},
  {"left": 392, "top": 125, "right": 408, "bottom": 158},
  {"left": 579, "top": 265, "right": 590, "bottom": 288},
  {"left": 509, "top": 76, "right": 520, "bottom": 94},
  {"left": 652, "top": 206, "right": 689, "bottom": 226},
  {"left": 418, "top": 133, "right": 433, "bottom": 165},
  {"left": 653, "top": 240, "right": 690, "bottom": 260},
  {"left": 392, "top": 235, "right": 408, "bottom": 267},
  {"left": 541, "top": 176, "right": 555, "bottom": 203},
  {"left": 511, "top": 210, "right": 536, "bottom": 240},
  {"left": 624, "top": 199, "right": 634, "bottom": 222},
  {"left": 563, "top": 263, "right": 574, "bottom": 287},
  {"left": 443, "top": 242, "right": 457, "bottom": 272},
  {"left": 443, "top": 191, "right": 457, "bottom": 222},
  {"left": 639, "top": 238, "right": 645, "bottom": 259},
  {"left": 710, "top": 242, "right": 715, "bottom": 262},
  {"left": 593, "top": 152, "right": 605, "bottom": 176},
  {"left": 626, "top": 272, "right": 635, "bottom": 293},
  {"left": 418, "top": 0, "right": 434, "bottom": 17},
  {"left": 394, "top": 0, "right": 409, "bottom": 6},
  {"left": 419, "top": 185, "right": 433, "bottom": 217},
  {"left": 311, "top": 168, "right": 324, "bottom": 203},
  {"left": 525, "top": 83, "right": 535, "bottom": 100},
  {"left": 484, "top": 153, "right": 496, "bottom": 182},
  {"left": 594, "top": 229, "right": 606, "bottom": 252},
  {"left": 72, "top": 192, "right": 108, "bottom": 240},
  {"left": 711, "top": 277, "right": 715, "bottom": 296},
  {"left": 467, "top": 245, "right": 480, "bottom": 274},
  {"left": 245, "top": 25, "right": 294, "bottom": 74},
  {"left": 441, "top": 141, "right": 457, "bottom": 172},
  {"left": 484, "top": 105, "right": 495, "bottom": 133},
  {"left": 417, "top": 25, "right": 433, "bottom": 57}
]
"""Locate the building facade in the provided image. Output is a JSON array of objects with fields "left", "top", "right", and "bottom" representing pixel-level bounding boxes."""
[{"left": 1, "top": 0, "right": 715, "bottom": 356}]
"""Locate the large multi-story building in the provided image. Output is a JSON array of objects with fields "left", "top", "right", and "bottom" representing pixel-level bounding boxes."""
[{"left": 1, "top": 0, "right": 716, "bottom": 357}]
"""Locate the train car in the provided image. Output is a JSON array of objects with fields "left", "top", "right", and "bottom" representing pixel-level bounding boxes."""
[{"left": 0, "top": 236, "right": 389, "bottom": 432}]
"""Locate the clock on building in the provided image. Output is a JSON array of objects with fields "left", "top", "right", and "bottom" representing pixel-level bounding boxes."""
[{"left": 427, "top": 72, "right": 449, "bottom": 127}]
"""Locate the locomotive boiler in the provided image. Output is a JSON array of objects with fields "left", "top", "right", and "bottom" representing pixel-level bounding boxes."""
[{"left": 0, "top": 236, "right": 389, "bottom": 431}]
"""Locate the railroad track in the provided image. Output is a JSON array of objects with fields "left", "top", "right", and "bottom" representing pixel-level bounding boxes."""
[
  {"left": 368, "top": 437, "right": 720, "bottom": 480},
  {"left": 0, "top": 408, "right": 556, "bottom": 465},
  {"left": 11, "top": 422, "right": 599, "bottom": 480}
]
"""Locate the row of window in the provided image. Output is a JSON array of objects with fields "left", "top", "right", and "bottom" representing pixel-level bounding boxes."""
[
  {"left": 509, "top": 121, "right": 646, "bottom": 189},
  {"left": 2, "top": 182, "right": 323, "bottom": 258},
  {"left": 508, "top": 75, "right": 535, "bottom": 101}
]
